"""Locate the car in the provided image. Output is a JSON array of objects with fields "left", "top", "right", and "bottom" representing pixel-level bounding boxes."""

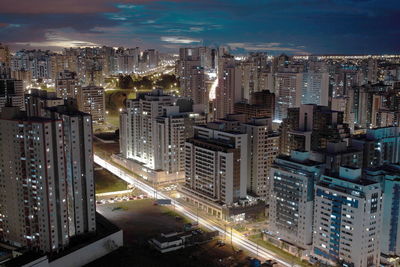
[
  {"left": 217, "top": 240, "right": 225, "bottom": 247},
  {"left": 129, "top": 197, "right": 134, "bottom": 200},
  {"left": 96, "top": 201, "right": 102, "bottom": 204}
]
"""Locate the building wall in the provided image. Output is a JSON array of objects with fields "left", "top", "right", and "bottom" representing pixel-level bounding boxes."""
[
  {"left": 0, "top": 113, "right": 69, "bottom": 252},
  {"left": 49, "top": 230, "right": 123, "bottom": 267},
  {"left": 312, "top": 173, "right": 382, "bottom": 267}
]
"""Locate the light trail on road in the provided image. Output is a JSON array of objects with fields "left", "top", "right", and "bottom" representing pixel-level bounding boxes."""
[{"left": 94, "top": 155, "right": 292, "bottom": 267}]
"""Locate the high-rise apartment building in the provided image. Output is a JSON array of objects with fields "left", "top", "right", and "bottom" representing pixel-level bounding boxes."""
[
  {"left": 269, "top": 150, "right": 324, "bottom": 249},
  {"left": 351, "top": 126, "right": 400, "bottom": 168},
  {"left": 274, "top": 72, "right": 303, "bottom": 121},
  {"left": 120, "top": 89, "right": 176, "bottom": 166},
  {"left": 0, "top": 43, "right": 11, "bottom": 78},
  {"left": 242, "top": 117, "right": 279, "bottom": 198},
  {"left": 154, "top": 110, "right": 206, "bottom": 177},
  {"left": 25, "top": 89, "right": 64, "bottom": 117},
  {"left": 280, "top": 104, "right": 351, "bottom": 155},
  {"left": 0, "top": 78, "right": 24, "bottom": 112},
  {"left": 0, "top": 104, "right": 96, "bottom": 253},
  {"left": 311, "top": 141, "right": 363, "bottom": 175},
  {"left": 215, "top": 55, "right": 242, "bottom": 119},
  {"left": 239, "top": 53, "right": 271, "bottom": 99},
  {"left": 312, "top": 167, "right": 382, "bottom": 267},
  {"left": 180, "top": 124, "right": 248, "bottom": 219},
  {"left": 177, "top": 47, "right": 213, "bottom": 111},
  {"left": 77, "top": 85, "right": 105, "bottom": 124},
  {"left": 365, "top": 164, "right": 400, "bottom": 257},
  {"left": 45, "top": 104, "right": 96, "bottom": 237},
  {"left": 301, "top": 71, "right": 330, "bottom": 106},
  {"left": 234, "top": 90, "right": 275, "bottom": 121},
  {"left": 119, "top": 90, "right": 206, "bottom": 184},
  {"left": 55, "top": 70, "right": 79, "bottom": 99},
  {"left": 0, "top": 107, "right": 69, "bottom": 252}
]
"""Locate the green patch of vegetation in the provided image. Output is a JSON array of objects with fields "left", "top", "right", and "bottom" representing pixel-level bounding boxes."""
[
  {"left": 95, "top": 170, "right": 128, "bottom": 194},
  {"left": 233, "top": 224, "right": 247, "bottom": 232},
  {"left": 160, "top": 207, "right": 192, "bottom": 224},
  {"left": 155, "top": 74, "right": 178, "bottom": 89},
  {"left": 108, "top": 199, "right": 153, "bottom": 211},
  {"left": 248, "top": 234, "right": 313, "bottom": 267}
]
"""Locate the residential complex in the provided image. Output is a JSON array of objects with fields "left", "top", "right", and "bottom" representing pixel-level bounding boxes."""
[
  {"left": 77, "top": 85, "right": 105, "bottom": 124},
  {"left": 312, "top": 167, "right": 382, "bottom": 267},
  {"left": 269, "top": 151, "right": 324, "bottom": 249}
]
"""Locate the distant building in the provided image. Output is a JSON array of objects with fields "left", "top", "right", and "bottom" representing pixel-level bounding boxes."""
[
  {"left": 233, "top": 102, "right": 271, "bottom": 120},
  {"left": 351, "top": 126, "right": 400, "bottom": 168},
  {"left": 215, "top": 55, "right": 242, "bottom": 119},
  {"left": 280, "top": 104, "right": 351, "bottom": 155},
  {"left": 55, "top": 70, "right": 79, "bottom": 99},
  {"left": 310, "top": 141, "right": 363, "bottom": 175},
  {"left": 77, "top": 85, "right": 105, "bottom": 123},
  {"left": 274, "top": 72, "right": 303, "bottom": 121},
  {"left": 25, "top": 88, "right": 64, "bottom": 117},
  {"left": 0, "top": 79, "right": 24, "bottom": 112},
  {"left": 0, "top": 43, "right": 11, "bottom": 78},
  {"left": 312, "top": 167, "right": 382, "bottom": 267},
  {"left": 301, "top": 71, "right": 329, "bottom": 106}
]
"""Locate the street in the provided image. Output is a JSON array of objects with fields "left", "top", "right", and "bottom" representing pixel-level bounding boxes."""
[{"left": 94, "top": 154, "right": 292, "bottom": 267}]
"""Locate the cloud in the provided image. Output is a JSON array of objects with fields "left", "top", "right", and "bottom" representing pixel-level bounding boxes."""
[
  {"left": 0, "top": 0, "right": 188, "bottom": 14},
  {"left": 0, "top": 0, "right": 399, "bottom": 54},
  {"left": 161, "top": 36, "right": 201, "bottom": 44},
  {"left": 15, "top": 31, "right": 98, "bottom": 49},
  {"left": 227, "top": 42, "right": 307, "bottom": 53}
]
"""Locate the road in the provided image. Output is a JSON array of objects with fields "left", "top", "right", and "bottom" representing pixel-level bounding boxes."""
[{"left": 94, "top": 154, "right": 293, "bottom": 267}]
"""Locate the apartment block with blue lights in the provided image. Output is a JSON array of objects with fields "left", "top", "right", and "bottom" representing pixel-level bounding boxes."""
[
  {"left": 365, "top": 164, "right": 400, "bottom": 257},
  {"left": 312, "top": 166, "right": 382, "bottom": 267}
]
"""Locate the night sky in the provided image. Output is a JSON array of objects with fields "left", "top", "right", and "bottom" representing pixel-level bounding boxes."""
[{"left": 0, "top": 0, "right": 399, "bottom": 54}]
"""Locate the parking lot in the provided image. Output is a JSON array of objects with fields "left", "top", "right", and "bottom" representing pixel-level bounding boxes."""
[{"left": 96, "top": 193, "right": 149, "bottom": 205}]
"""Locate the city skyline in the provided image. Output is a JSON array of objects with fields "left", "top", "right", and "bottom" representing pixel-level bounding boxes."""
[
  {"left": 0, "top": 0, "right": 399, "bottom": 54},
  {"left": 1, "top": 2, "right": 400, "bottom": 265}
]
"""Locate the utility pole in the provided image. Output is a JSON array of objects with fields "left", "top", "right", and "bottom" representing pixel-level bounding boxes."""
[
  {"left": 256, "top": 239, "right": 259, "bottom": 258},
  {"left": 224, "top": 223, "right": 227, "bottom": 241},
  {"left": 230, "top": 226, "right": 233, "bottom": 246},
  {"left": 196, "top": 205, "right": 199, "bottom": 224}
]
